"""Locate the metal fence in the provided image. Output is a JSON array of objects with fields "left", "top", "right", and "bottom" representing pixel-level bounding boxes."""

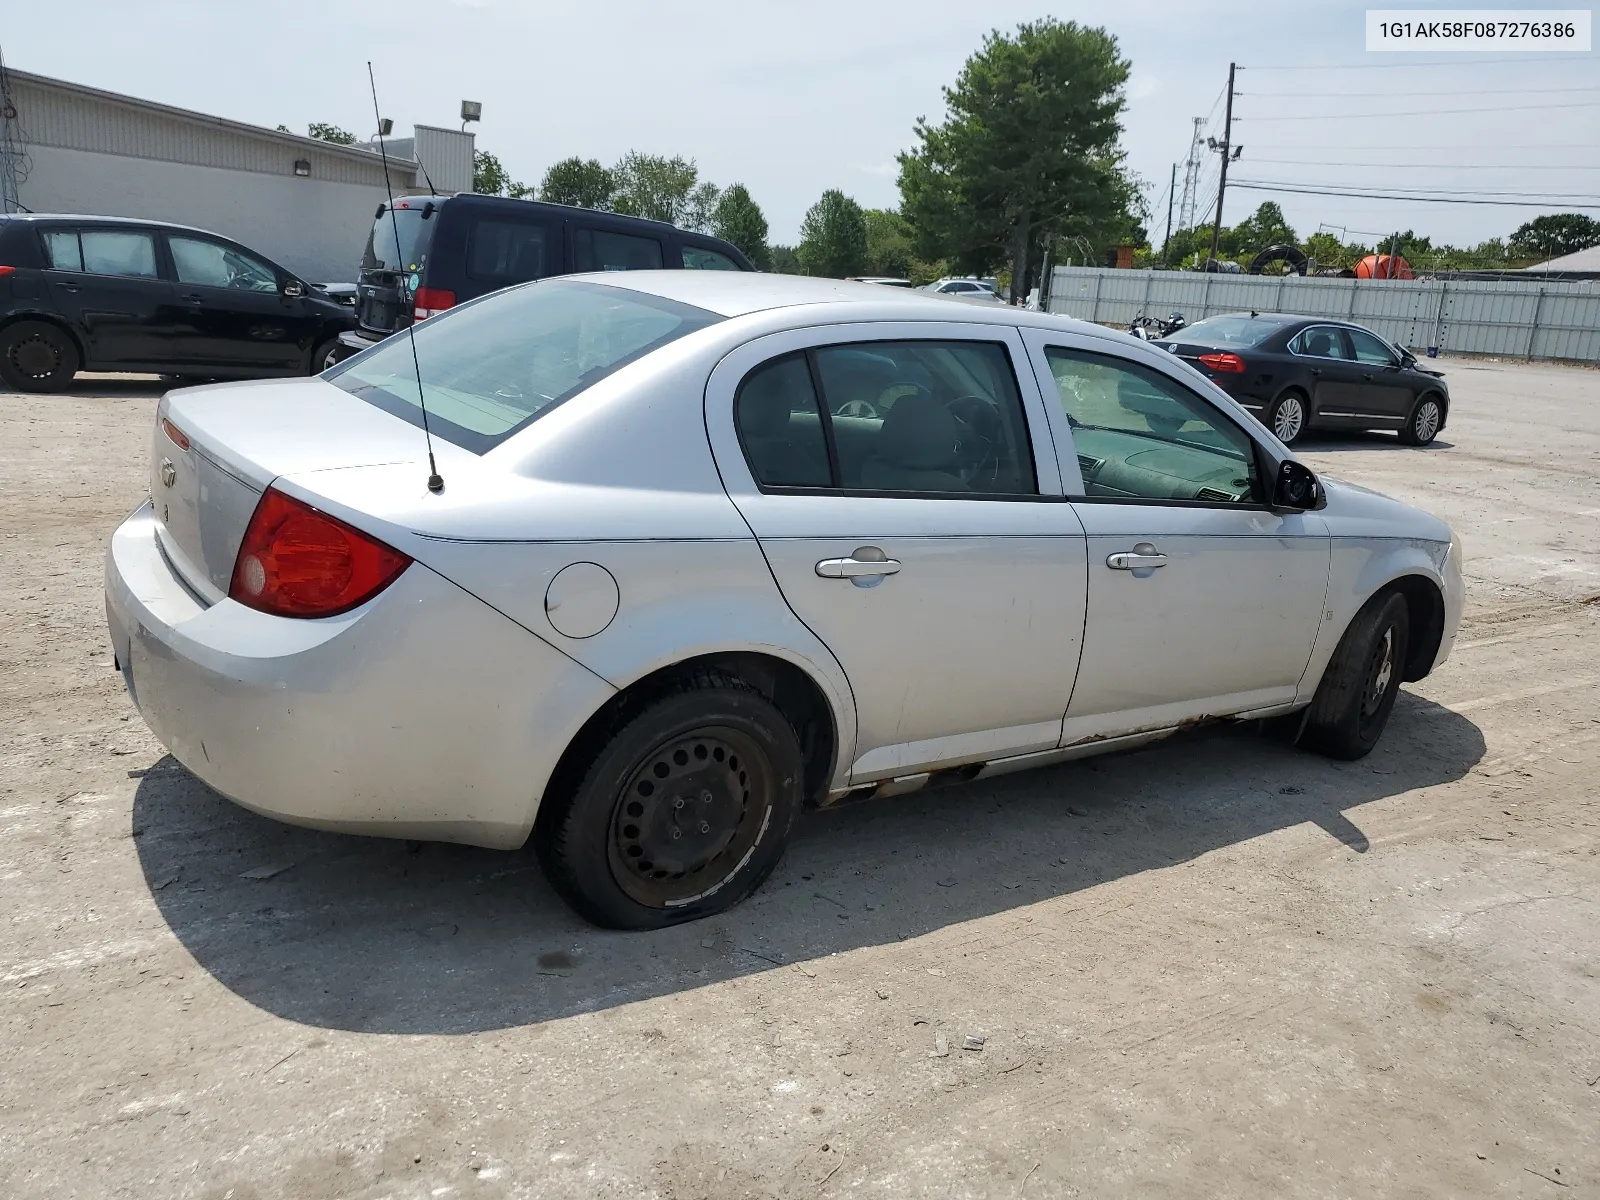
[{"left": 1046, "top": 266, "right": 1600, "bottom": 364}]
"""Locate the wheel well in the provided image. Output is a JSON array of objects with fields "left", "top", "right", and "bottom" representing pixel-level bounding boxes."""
[
  {"left": 535, "top": 652, "right": 840, "bottom": 837},
  {"left": 1384, "top": 574, "right": 1446, "bottom": 681},
  {"left": 0, "top": 313, "right": 86, "bottom": 363}
]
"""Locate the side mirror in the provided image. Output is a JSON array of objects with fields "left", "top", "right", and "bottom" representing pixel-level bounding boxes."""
[
  {"left": 1273, "top": 459, "right": 1322, "bottom": 510},
  {"left": 282, "top": 279, "right": 305, "bottom": 298}
]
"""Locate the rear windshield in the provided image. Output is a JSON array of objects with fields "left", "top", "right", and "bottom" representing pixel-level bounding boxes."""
[
  {"left": 1172, "top": 315, "right": 1289, "bottom": 347},
  {"left": 362, "top": 204, "right": 435, "bottom": 275},
  {"left": 326, "top": 280, "right": 721, "bottom": 454}
]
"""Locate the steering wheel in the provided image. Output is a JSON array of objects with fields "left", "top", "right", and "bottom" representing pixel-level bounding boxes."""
[
  {"left": 835, "top": 397, "right": 879, "bottom": 419},
  {"left": 946, "top": 394, "right": 1004, "bottom": 488}
]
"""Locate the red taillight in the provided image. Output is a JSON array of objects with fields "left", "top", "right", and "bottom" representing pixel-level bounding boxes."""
[
  {"left": 1199, "top": 352, "right": 1247, "bottom": 374},
  {"left": 160, "top": 417, "right": 190, "bottom": 450},
  {"left": 412, "top": 287, "right": 455, "bottom": 319},
  {"left": 0, "top": 265, "right": 15, "bottom": 277},
  {"left": 229, "top": 488, "right": 411, "bottom": 618}
]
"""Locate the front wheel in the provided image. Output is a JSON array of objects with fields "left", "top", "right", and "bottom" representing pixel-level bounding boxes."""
[
  {"left": 1400, "top": 395, "right": 1443, "bottom": 446},
  {"left": 1300, "top": 592, "right": 1410, "bottom": 760},
  {"left": 1267, "top": 391, "right": 1308, "bottom": 446},
  {"left": 311, "top": 338, "right": 343, "bottom": 375},
  {"left": 536, "top": 671, "right": 805, "bottom": 929},
  {"left": 0, "top": 320, "right": 80, "bottom": 393}
]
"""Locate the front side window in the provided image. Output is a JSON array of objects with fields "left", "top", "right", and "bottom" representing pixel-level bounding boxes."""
[
  {"left": 682, "top": 246, "right": 741, "bottom": 271},
  {"left": 1045, "top": 347, "right": 1259, "bottom": 504},
  {"left": 1346, "top": 327, "right": 1397, "bottom": 366},
  {"left": 466, "top": 218, "right": 551, "bottom": 283},
  {"left": 574, "top": 228, "right": 664, "bottom": 272},
  {"left": 169, "top": 237, "right": 278, "bottom": 292},
  {"left": 733, "top": 341, "right": 1036, "bottom": 496},
  {"left": 327, "top": 280, "right": 720, "bottom": 454},
  {"left": 1290, "top": 326, "right": 1351, "bottom": 360},
  {"left": 45, "top": 229, "right": 158, "bottom": 278}
]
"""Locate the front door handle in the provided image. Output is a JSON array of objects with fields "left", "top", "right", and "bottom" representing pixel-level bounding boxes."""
[
  {"left": 179, "top": 292, "right": 205, "bottom": 303},
  {"left": 1107, "top": 549, "right": 1168, "bottom": 570},
  {"left": 816, "top": 553, "right": 902, "bottom": 580}
]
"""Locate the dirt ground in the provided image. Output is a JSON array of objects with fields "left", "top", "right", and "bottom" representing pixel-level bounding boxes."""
[{"left": 2, "top": 359, "right": 1597, "bottom": 1199}]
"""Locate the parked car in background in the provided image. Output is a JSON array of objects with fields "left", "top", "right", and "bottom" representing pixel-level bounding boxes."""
[
  {"left": 313, "top": 282, "right": 358, "bottom": 308},
  {"left": 0, "top": 214, "right": 357, "bottom": 392},
  {"left": 338, "top": 194, "right": 755, "bottom": 361},
  {"left": 922, "top": 277, "right": 1003, "bottom": 301},
  {"left": 106, "top": 273, "right": 1462, "bottom": 930},
  {"left": 1154, "top": 312, "right": 1450, "bottom": 447}
]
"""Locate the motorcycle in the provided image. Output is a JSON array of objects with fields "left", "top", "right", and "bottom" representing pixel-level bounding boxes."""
[{"left": 1128, "top": 310, "right": 1187, "bottom": 340}]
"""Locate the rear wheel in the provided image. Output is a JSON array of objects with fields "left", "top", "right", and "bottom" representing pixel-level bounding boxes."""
[
  {"left": 1400, "top": 394, "right": 1443, "bottom": 446},
  {"left": 0, "top": 321, "right": 80, "bottom": 393},
  {"left": 1266, "top": 390, "right": 1308, "bottom": 446},
  {"left": 311, "top": 337, "right": 342, "bottom": 375},
  {"left": 536, "top": 671, "right": 805, "bottom": 929},
  {"left": 1300, "top": 591, "right": 1409, "bottom": 760}
]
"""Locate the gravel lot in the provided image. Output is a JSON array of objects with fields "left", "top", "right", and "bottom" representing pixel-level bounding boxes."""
[{"left": 2, "top": 359, "right": 1597, "bottom": 1199}]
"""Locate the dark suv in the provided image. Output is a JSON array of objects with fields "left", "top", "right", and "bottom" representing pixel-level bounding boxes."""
[
  {"left": 0, "top": 215, "right": 357, "bottom": 392},
  {"left": 340, "top": 194, "right": 754, "bottom": 358}
]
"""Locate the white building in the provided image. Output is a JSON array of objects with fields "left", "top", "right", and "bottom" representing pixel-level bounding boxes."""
[{"left": 3, "top": 68, "right": 475, "bottom": 282}]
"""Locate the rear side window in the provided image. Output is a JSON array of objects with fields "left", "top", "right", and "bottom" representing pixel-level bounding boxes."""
[
  {"left": 733, "top": 341, "right": 1036, "bottom": 496},
  {"left": 683, "top": 246, "right": 741, "bottom": 270},
  {"left": 42, "top": 229, "right": 158, "bottom": 278},
  {"left": 575, "top": 228, "right": 664, "bottom": 272},
  {"left": 466, "top": 218, "right": 552, "bottom": 284}
]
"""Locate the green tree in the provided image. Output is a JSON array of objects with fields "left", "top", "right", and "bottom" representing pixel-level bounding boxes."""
[
  {"left": 712, "top": 184, "right": 771, "bottom": 269},
  {"left": 610, "top": 152, "right": 702, "bottom": 224},
  {"left": 862, "top": 209, "right": 915, "bottom": 277},
  {"left": 473, "top": 150, "right": 531, "bottom": 198},
  {"left": 1509, "top": 213, "right": 1600, "bottom": 259},
  {"left": 307, "top": 122, "right": 358, "bottom": 145},
  {"left": 769, "top": 244, "right": 802, "bottom": 274},
  {"left": 797, "top": 190, "right": 869, "bottom": 278},
  {"left": 898, "top": 18, "right": 1140, "bottom": 299},
  {"left": 682, "top": 181, "right": 723, "bottom": 234},
  {"left": 539, "top": 157, "right": 614, "bottom": 209},
  {"left": 1231, "top": 202, "right": 1296, "bottom": 254}
]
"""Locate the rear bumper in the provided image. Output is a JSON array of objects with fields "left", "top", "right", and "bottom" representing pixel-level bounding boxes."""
[{"left": 105, "top": 502, "right": 614, "bottom": 849}]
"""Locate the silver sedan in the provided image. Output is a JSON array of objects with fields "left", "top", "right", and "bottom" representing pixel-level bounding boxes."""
[{"left": 105, "top": 273, "right": 1463, "bottom": 928}]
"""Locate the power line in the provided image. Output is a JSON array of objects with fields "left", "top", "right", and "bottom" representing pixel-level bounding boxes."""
[
  {"left": 1241, "top": 85, "right": 1600, "bottom": 97},
  {"left": 1242, "top": 179, "right": 1600, "bottom": 200},
  {"left": 1239, "top": 99, "right": 1600, "bottom": 120},
  {"left": 1230, "top": 180, "right": 1600, "bottom": 208},
  {"left": 1246, "top": 158, "right": 1600, "bottom": 170},
  {"left": 1243, "top": 56, "right": 1594, "bottom": 70},
  {"left": 1246, "top": 143, "right": 1600, "bottom": 150}
]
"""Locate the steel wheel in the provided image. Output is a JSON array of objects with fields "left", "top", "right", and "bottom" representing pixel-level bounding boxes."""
[
  {"left": 1271, "top": 393, "right": 1306, "bottom": 444},
  {"left": 1, "top": 321, "right": 80, "bottom": 393},
  {"left": 1359, "top": 627, "right": 1395, "bottom": 722},
  {"left": 606, "top": 726, "right": 770, "bottom": 909}
]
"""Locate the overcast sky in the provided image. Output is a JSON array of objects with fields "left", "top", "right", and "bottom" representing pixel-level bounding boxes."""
[{"left": 5, "top": 0, "right": 1596, "bottom": 251}]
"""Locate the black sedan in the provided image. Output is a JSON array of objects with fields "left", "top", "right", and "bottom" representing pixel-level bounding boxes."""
[
  {"left": 1154, "top": 313, "right": 1449, "bottom": 447},
  {"left": 0, "top": 214, "right": 357, "bottom": 393}
]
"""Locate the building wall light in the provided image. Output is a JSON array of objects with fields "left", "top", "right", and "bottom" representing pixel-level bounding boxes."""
[{"left": 293, "top": 159, "right": 311, "bottom": 177}]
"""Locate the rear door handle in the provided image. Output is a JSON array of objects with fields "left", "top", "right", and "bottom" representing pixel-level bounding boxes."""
[
  {"left": 1107, "top": 550, "right": 1168, "bottom": 570},
  {"left": 57, "top": 282, "right": 81, "bottom": 293},
  {"left": 816, "top": 555, "right": 901, "bottom": 579},
  {"left": 179, "top": 292, "right": 205, "bottom": 303}
]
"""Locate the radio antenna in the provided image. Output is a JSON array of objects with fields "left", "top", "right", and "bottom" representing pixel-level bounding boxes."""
[{"left": 367, "top": 61, "right": 443, "bottom": 493}]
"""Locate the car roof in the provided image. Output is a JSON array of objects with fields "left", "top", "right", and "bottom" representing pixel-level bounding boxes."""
[
  {"left": 0, "top": 212, "right": 228, "bottom": 239},
  {"left": 569, "top": 270, "right": 1005, "bottom": 318}
]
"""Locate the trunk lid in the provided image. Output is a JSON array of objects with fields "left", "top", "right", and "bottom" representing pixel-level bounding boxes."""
[{"left": 150, "top": 377, "right": 442, "bottom": 602}]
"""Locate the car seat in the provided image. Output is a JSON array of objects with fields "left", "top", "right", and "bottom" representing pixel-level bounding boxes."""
[{"left": 858, "top": 391, "right": 968, "bottom": 492}]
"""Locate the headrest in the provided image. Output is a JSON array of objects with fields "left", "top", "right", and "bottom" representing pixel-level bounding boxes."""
[{"left": 877, "top": 392, "right": 959, "bottom": 470}]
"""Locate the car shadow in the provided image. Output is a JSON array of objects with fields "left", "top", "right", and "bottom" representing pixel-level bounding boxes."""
[
  {"left": 1299, "top": 430, "right": 1456, "bottom": 452},
  {"left": 131, "top": 690, "right": 1484, "bottom": 1036},
  {"left": 66, "top": 374, "right": 169, "bottom": 399}
]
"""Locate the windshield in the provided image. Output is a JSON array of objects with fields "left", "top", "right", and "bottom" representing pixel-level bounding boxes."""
[
  {"left": 326, "top": 280, "right": 722, "bottom": 454},
  {"left": 1172, "top": 315, "right": 1288, "bottom": 347},
  {"left": 361, "top": 205, "right": 434, "bottom": 274}
]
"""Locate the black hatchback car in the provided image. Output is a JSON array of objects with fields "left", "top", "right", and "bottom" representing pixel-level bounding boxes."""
[
  {"left": 1154, "top": 312, "right": 1450, "bottom": 447},
  {"left": 0, "top": 215, "right": 357, "bottom": 393},
  {"left": 339, "top": 193, "right": 755, "bottom": 359}
]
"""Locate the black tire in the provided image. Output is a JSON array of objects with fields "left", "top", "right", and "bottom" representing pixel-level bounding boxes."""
[
  {"left": 536, "top": 670, "right": 805, "bottom": 929},
  {"left": 310, "top": 337, "right": 343, "bottom": 375},
  {"left": 1266, "top": 390, "right": 1309, "bottom": 446},
  {"left": 0, "top": 320, "right": 80, "bottom": 393},
  {"left": 1399, "top": 394, "right": 1443, "bottom": 446},
  {"left": 1300, "top": 591, "right": 1409, "bottom": 761}
]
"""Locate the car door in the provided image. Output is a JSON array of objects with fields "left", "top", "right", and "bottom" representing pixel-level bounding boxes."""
[
  {"left": 1021, "top": 329, "right": 1330, "bottom": 744},
  {"left": 1344, "top": 326, "right": 1416, "bottom": 425},
  {"left": 166, "top": 234, "right": 313, "bottom": 371},
  {"left": 38, "top": 226, "right": 179, "bottom": 367},
  {"left": 704, "top": 322, "right": 1088, "bottom": 782},
  {"left": 1288, "top": 324, "right": 1366, "bottom": 423}
]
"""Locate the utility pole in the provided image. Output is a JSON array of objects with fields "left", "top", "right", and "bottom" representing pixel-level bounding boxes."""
[
  {"left": 1162, "top": 162, "right": 1176, "bottom": 262},
  {"left": 1207, "top": 62, "right": 1237, "bottom": 267}
]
